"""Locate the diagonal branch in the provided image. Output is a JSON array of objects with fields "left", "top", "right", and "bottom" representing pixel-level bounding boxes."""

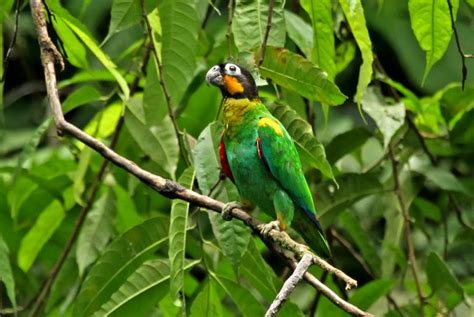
[
  {"left": 265, "top": 254, "right": 313, "bottom": 316},
  {"left": 258, "top": 0, "right": 275, "bottom": 66},
  {"left": 29, "top": 1, "right": 368, "bottom": 315}
]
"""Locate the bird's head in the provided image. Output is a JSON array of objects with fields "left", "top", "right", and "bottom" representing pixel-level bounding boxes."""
[{"left": 205, "top": 63, "right": 259, "bottom": 100}]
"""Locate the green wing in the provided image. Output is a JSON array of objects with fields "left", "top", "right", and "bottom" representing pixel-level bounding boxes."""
[{"left": 257, "top": 116, "right": 331, "bottom": 257}]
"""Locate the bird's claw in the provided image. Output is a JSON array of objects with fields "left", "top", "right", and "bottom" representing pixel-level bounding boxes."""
[
  {"left": 222, "top": 201, "right": 242, "bottom": 221},
  {"left": 259, "top": 220, "right": 281, "bottom": 236}
]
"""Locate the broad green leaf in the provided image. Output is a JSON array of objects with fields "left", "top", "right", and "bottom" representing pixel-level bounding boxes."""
[
  {"left": 83, "top": 102, "right": 122, "bottom": 140},
  {"left": 300, "top": 0, "right": 336, "bottom": 79},
  {"left": 17, "top": 200, "right": 65, "bottom": 272},
  {"left": 112, "top": 185, "right": 143, "bottom": 233},
  {"left": 450, "top": 108, "right": 474, "bottom": 146},
  {"left": 46, "top": 0, "right": 130, "bottom": 99},
  {"left": 125, "top": 97, "right": 179, "bottom": 179},
  {"left": 190, "top": 279, "right": 223, "bottom": 317},
  {"left": 76, "top": 190, "right": 116, "bottom": 275},
  {"left": 408, "top": 0, "right": 459, "bottom": 83},
  {"left": 45, "top": 254, "right": 79, "bottom": 313},
  {"left": 74, "top": 218, "right": 169, "bottom": 317},
  {"left": 339, "top": 0, "right": 373, "bottom": 105},
  {"left": 232, "top": 0, "right": 286, "bottom": 52},
  {"left": 259, "top": 47, "right": 346, "bottom": 106},
  {"left": 269, "top": 104, "right": 335, "bottom": 181},
  {"left": 158, "top": 0, "right": 199, "bottom": 106},
  {"left": 59, "top": 70, "right": 120, "bottom": 88},
  {"left": 340, "top": 212, "right": 381, "bottom": 276},
  {"left": 169, "top": 167, "right": 195, "bottom": 300},
  {"left": 62, "top": 86, "right": 102, "bottom": 114},
  {"left": 0, "top": 235, "right": 16, "bottom": 309},
  {"left": 103, "top": 0, "right": 141, "bottom": 44},
  {"left": 325, "top": 127, "right": 371, "bottom": 163},
  {"left": 51, "top": 15, "right": 89, "bottom": 69},
  {"left": 351, "top": 279, "right": 396, "bottom": 310},
  {"left": 210, "top": 272, "right": 266, "bottom": 317},
  {"left": 143, "top": 55, "right": 167, "bottom": 125},
  {"left": 285, "top": 10, "right": 313, "bottom": 58},
  {"left": 361, "top": 87, "right": 405, "bottom": 149},
  {"left": 426, "top": 252, "right": 465, "bottom": 298},
  {"left": 193, "top": 123, "right": 251, "bottom": 267},
  {"left": 95, "top": 259, "right": 199, "bottom": 316},
  {"left": 318, "top": 172, "right": 385, "bottom": 226},
  {"left": 73, "top": 147, "right": 91, "bottom": 206}
]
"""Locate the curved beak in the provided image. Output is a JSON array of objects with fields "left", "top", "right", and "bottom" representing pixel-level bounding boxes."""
[{"left": 206, "top": 65, "right": 224, "bottom": 86}]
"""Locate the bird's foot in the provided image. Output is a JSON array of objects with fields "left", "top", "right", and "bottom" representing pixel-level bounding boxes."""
[
  {"left": 221, "top": 201, "right": 242, "bottom": 221},
  {"left": 259, "top": 220, "right": 281, "bottom": 236}
]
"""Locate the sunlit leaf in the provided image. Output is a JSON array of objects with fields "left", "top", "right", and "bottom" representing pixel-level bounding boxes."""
[
  {"left": 408, "top": 0, "right": 459, "bottom": 83},
  {"left": 62, "top": 86, "right": 102, "bottom": 114},
  {"left": 0, "top": 235, "right": 16, "bottom": 309},
  {"left": 232, "top": 0, "right": 286, "bottom": 52},
  {"left": 259, "top": 47, "right": 346, "bottom": 106},
  {"left": 169, "top": 167, "right": 195, "bottom": 300},
  {"left": 76, "top": 189, "right": 116, "bottom": 275},
  {"left": 51, "top": 16, "right": 89, "bottom": 69},
  {"left": 74, "top": 218, "right": 169, "bottom": 317},
  {"left": 339, "top": 0, "right": 373, "bottom": 105}
]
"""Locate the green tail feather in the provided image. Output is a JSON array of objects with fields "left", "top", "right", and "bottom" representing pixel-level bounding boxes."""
[{"left": 293, "top": 212, "right": 331, "bottom": 258}]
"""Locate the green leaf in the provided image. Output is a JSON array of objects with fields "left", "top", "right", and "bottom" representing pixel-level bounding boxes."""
[
  {"left": 210, "top": 272, "right": 266, "bottom": 317},
  {"left": 51, "top": 15, "right": 89, "bottom": 69},
  {"left": 259, "top": 47, "right": 346, "bottom": 106},
  {"left": 300, "top": 0, "right": 336, "bottom": 79},
  {"left": 426, "top": 252, "right": 465, "bottom": 297},
  {"left": 17, "top": 200, "right": 65, "bottom": 272},
  {"left": 408, "top": 0, "right": 459, "bottom": 83},
  {"left": 125, "top": 97, "right": 179, "bottom": 179},
  {"left": 76, "top": 189, "right": 116, "bottom": 275},
  {"left": 381, "top": 193, "right": 405, "bottom": 278},
  {"left": 83, "top": 102, "right": 122, "bottom": 141},
  {"left": 112, "top": 185, "right": 143, "bottom": 233},
  {"left": 232, "top": 0, "right": 286, "bottom": 52},
  {"left": 143, "top": 55, "right": 167, "bottom": 125},
  {"left": 285, "top": 10, "right": 313, "bottom": 59},
  {"left": 94, "top": 259, "right": 199, "bottom": 316},
  {"left": 339, "top": 0, "right": 373, "bottom": 105},
  {"left": 74, "top": 217, "right": 169, "bottom": 317},
  {"left": 335, "top": 40, "right": 356, "bottom": 74},
  {"left": 169, "top": 167, "right": 195, "bottom": 300},
  {"left": 47, "top": 0, "right": 130, "bottom": 99},
  {"left": 269, "top": 104, "right": 335, "bottom": 181},
  {"left": 103, "top": 0, "right": 141, "bottom": 44},
  {"left": 351, "top": 279, "right": 396, "bottom": 310},
  {"left": 62, "top": 86, "right": 102, "bottom": 114},
  {"left": 73, "top": 147, "right": 92, "bottom": 206},
  {"left": 326, "top": 127, "right": 372, "bottom": 163},
  {"left": 361, "top": 86, "right": 405, "bottom": 149},
  {"left": 0, "top": 235, "right": 16, "bottom": 309},
  {"left": 193, "top": 123, "right": 251, "bottom": 267},
  {"left": 158, "top": 0, "right": 199, "bottom": 106},
  {"left": 190, "top": 279, "right": 224, "bottom": 317}
]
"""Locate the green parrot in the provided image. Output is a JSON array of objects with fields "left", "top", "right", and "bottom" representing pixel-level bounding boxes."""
[{"left": 206, "top": 63, "right": 331, "bottom": 258}]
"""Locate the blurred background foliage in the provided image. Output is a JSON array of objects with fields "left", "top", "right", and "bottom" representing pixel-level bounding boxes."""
[{"left": 0, "top": 0, "right": 473, "bottom": 316}]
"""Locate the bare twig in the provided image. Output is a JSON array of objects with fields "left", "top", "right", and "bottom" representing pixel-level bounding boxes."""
[
  {"left": 447, "top": 0, "right": 473, "bottom": 90},
  {"left": 1, "top": 0, "right": 21, "bottom": 82},
  {"left": 331, "top": 229, "right": 374, "bottom": 277},
  {"left": 257, "top": 0, "right": 275, "bottom": 66},
  {"left": 29, "top": 1, "right": 368, "bottom": 315},
  {"left": 388, "top": 145, "right": 425, "bottom": 316},
  {"left": 140, "top": 0, "right": 191, "bottom": 166},
  {"left": 226, "top": 0, "right": 234, "bottom": 57},
  {"left": 265, "top": 254, "right": 313, "bottom": 316}
]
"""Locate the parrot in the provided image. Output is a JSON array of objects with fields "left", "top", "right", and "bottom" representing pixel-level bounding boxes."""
[{"left": 205, "top": 63, "right": 331, "bottom": 258}]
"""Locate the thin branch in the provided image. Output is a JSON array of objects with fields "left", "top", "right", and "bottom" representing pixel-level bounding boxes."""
[
  {"left": 449, "top": 193, "right": 474, "bottom": 230},
  {"left": 226, "top": 0, "right": 234, "bottom": 57},
  {"left": 406, "top": 116, "right": 437, "bottom": 165},
  {"left": 388, "top": 145, "right": 425, "bottom": 316},
  {"left": 257, "top": 0, "right": 275, "bottom": 67},
  {"left": 265, "top": 254, "right": 313, "bottom": 317},
  {"left": 309, "top": 271, "right": 328, "bottom": 316},
  {"left": 446, "top": 0, "right": 473, "bottom": 90},
  {"left": 140, "top": 0, "right": 191, "bottom": 166},
  {"left": 1, "top": 0, "right": 22, "bottom": 82},
  {"left": 29, "top": 2, "right": 368, "bottom": 315}
]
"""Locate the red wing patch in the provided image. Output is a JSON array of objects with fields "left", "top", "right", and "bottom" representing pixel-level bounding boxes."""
[
  {"left": 256, "top": 137, "right": 271, "bottom": 173},
  {"left": 219, "top": 136, "right": 235, "bottom": 183}
]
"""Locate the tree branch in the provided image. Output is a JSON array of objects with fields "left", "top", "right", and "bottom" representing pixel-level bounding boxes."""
[
  {"left": 446, "top": 0, "right": 473, "bottom": 90},
  {"left": 226, "top": 0, "right": 234, "bottom": 57},
  {"left": 265, "top": 253, "right": 313, "bottom": 316},
  {"left": 257, "top": 0, "right": 275, "bottom": 66},
  {"left": 388, "top": 145, "right": 425, "bottom": 316},
  {"left": 29, "top": 1, "right": 367, "bottom": 315}
]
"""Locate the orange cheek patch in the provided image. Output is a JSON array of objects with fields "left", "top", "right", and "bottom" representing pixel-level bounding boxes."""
[{"left": 223, "top": 75, "right": 244, "bottom": 95}]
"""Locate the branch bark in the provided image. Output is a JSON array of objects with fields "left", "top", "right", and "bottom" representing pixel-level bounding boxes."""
[{"left": 29, "top": 1, "right": 368, "bottom": 316}]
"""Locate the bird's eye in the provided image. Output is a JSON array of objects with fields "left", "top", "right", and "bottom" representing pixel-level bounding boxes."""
[{"left": 225, "top": 63, "right": 241, "bottom": 76}]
